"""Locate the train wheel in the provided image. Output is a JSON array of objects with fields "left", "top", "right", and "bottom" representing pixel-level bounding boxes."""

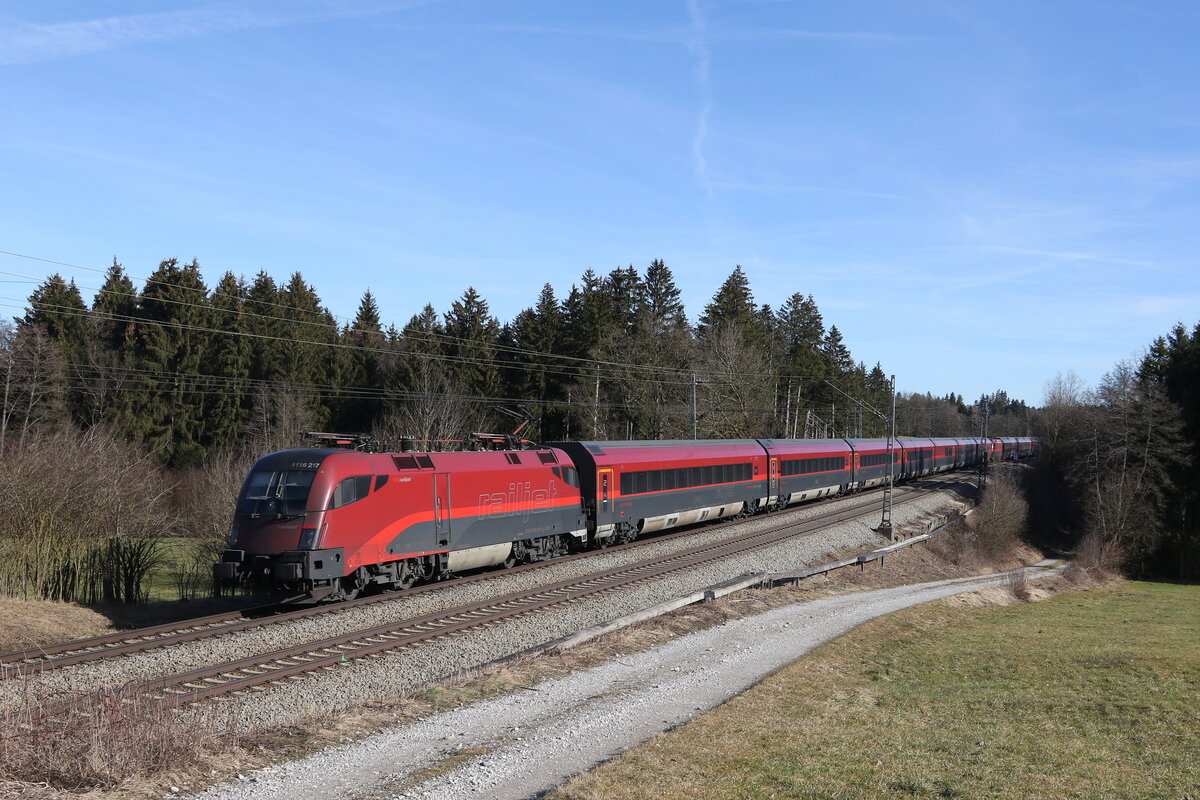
[
  {"left": 394, "top": 559, "right": 416, "bottom": 590},
  {"left": 335, "top": 567, "right": 368, "bottom": 601}
]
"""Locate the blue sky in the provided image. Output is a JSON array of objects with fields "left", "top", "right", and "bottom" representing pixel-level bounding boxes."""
[{"left": 1, "top": 1, "right": 1197, "bottom": 404}]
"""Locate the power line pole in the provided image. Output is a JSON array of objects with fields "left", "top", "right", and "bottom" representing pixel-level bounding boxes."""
[
  {"left": 691, "top": 372, "right": 698, "bottom": 439},
  {"left": 593, "top": 373, "right": 600, "bottom": 439},
  {"left": 877, "top": 374, "right": 897, "bottom": 540},
  {"left": 783, "top": 379, "right": 792, "bottom": 439},
  {"left": 793, "top": 383, "right": 801, "bottom": 438},
  {"left": 979, "top": 403, "right": 989, "bottom": 492}
]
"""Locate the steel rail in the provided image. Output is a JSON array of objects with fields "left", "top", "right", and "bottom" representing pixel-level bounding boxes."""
[
  {"left": 23, "top": 480, "right": 950, "bottom": 721},
  {"left": 1, "top": 476, "right": 966, "bottom": 679}
]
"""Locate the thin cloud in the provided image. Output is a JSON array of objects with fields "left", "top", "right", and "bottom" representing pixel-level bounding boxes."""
[
  {"left": 686, "top": 0, "right": 714, "bottom": 197},
  {"left": 461, "top": 23, "right": 682, "bottom": 45},
  {"left": 712, "top": 181, "right": 907, "bottom": 201},
  {"left": 1128, "top": 294, "right": 1200, "bottom": 317},
  {"left": 717, "top": 27, "right": 933, "bottom": 44},
  {"left": 935, "top": 244, "right": 1159, "bottom": 271},
  {"left": 0, "top": 3, "right": 414, "bottom": 65},
  {"left": 1, "top": 7, "right": 286, "bottom": 65}
]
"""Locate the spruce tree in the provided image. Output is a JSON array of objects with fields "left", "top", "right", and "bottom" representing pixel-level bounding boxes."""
[
  {"left": 563, "top": 269, "right": 616, "bottom": 357},
  {"left": 697, "top": 266, "right": 756, "bottom": 340},
  {"left": 279, "top": 272, "right": 340, "bottom": 428},
  {"left": 340, "top": 289, "right": 386, "bottom": 430},
  {"left": 203, "top": 271, "right": 251, "bottom": 450},
  {"left": 243, "top": 271, "right": 285, "bottom": 384},
  {"left": 641, "top": 259, "right": 687, "bottom": 333},
  {"left": 443, "top": 287, "right": 501, "bottom": 407},
  {"left": 20, "top": 274, "right": 88, "bottom": 362},
  {"left": 822, "top": 325, "right": 854, "bottom": 377},
  {"left": 20, "top": 274, "right": 91, "bottom": 425},
  {"left": 91, "top": 259, "right": 138, "bottom": 353},
  {"left": 503, "top": 283, "right": 569, "bottom": 438},
  {"left": 128, "top": 259, "right": 212, "bottom": 466},
  {"left": 604, "top": 266, "right": 644, "bottom": 334},
  {"left": 776, "top": 293, "right": 825, "bottom": 377}
]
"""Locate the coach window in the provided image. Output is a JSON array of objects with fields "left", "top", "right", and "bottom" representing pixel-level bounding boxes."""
[{"left": 331, "top": 475, "right": 372, "bottom": 509}]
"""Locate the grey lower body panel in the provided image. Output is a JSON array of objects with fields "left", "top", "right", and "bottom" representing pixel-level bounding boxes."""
[
  {"left": 600, "top": 482, "right": 768, "bottom": 534},
  {"left": 387, "top": 509, "right": 588, "bottom": 557}
]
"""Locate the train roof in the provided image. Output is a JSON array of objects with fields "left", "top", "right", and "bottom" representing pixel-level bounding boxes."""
[{"left": 550, "top": 439, "right": 765, "bottom": 450}]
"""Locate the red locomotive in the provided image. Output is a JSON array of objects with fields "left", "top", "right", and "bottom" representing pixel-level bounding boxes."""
[{"left": 215, "top": 434, "right": 1037, "bottom": 600}]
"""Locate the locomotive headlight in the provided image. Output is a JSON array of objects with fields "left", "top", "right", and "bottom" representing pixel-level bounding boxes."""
[{"left": 299, "top": 527, "right": 319, "bottom": 550}]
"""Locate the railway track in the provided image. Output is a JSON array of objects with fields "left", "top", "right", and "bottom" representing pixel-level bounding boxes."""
[
  {"left": 11, "top": 477, "right": 964, "bottom": 721},
  {"left": 1, "top": 477, "right": 962, "bottom": 679}
]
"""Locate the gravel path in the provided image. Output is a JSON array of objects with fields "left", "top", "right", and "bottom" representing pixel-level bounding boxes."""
[{"left": 188, "top": 560, "right": 1062, "bottom": 800}]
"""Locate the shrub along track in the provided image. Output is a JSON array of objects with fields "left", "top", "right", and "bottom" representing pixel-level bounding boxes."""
[{"left": 6, "top": 477, "right": 963, "bottom": 722}]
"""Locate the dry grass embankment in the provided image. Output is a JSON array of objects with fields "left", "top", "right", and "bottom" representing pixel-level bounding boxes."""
[
  {"left": 552, "top": 581, "right": 1200, "bottom": 800},
  {"left": 0, "top": 690, "right": 217, "bottom": 797},
  {"left": 0, "top": 597, "right": 113, "bottom": 655}
]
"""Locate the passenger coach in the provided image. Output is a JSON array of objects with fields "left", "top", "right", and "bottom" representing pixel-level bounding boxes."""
[{"left": 549, "top": 440, "right": 768, "bottom": 543}]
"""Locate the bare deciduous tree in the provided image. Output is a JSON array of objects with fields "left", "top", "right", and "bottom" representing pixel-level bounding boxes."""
[
  {"left": 245, "top": 382, "right": 316, "bottom": 453},
  {"left": 375, "top": 360, "right": 475, "bottom": 449},
  {"left": 1041, "top": 360, "right": 1186, "bottom": 573},
  {"left": 0, "top": 427, "right": 173, "bottom": 603},
  {"left": 0, "top": 324, "right": 68, "bottom": 455},
  {"left": 697, "top": 327, "right": 775, "bottom": 438}
]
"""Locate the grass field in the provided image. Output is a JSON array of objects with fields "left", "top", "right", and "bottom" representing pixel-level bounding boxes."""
[
  {"left": 552, "top": 581, "right": 1200, "bottom": 800},
  {"left": 144, "top": 536, "right": 207, "bottom": 602}
]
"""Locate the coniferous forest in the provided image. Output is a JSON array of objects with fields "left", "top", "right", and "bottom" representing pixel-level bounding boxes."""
[
  {"left": 8, "top": 256, "right": 1200, "bottom": 601},
  {"left": 3, "top": 258, "right": 1032, "bottom": 466}
]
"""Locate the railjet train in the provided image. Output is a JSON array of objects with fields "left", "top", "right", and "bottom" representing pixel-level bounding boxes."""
[{"left": 214, "top": 435, "right": 1037, "bottom": 601}]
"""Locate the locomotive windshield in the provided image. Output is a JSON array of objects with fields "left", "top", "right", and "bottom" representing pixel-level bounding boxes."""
[{"left": 239, "top": 469, "right": 316, "bottom": 519}]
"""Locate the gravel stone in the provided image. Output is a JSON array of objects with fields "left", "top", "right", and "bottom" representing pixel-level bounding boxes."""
[
  {"left": 2, "top": 481, "right": 971, "bottom": 722},
  {"left": 186, "top": 560, "right": 1063, "bottom": 800}
]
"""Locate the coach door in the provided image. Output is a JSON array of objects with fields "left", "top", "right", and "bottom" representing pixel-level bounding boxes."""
[
  {"left": 598, "top": 468, "right": 613, "bottom": 517},
  {"left": 768, "top": 457, "right": 779, "bottom": 499},
  {"left": 433, "top": 473, "right": 452, "bottom": 548}
]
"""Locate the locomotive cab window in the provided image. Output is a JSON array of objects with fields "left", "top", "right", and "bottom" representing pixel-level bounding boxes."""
[
  {"left": 240, "top": 470, "right": 316, "bottom": 518},
  {"left": 331, "top": 475, "right": 372, "bottom": 509}
]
